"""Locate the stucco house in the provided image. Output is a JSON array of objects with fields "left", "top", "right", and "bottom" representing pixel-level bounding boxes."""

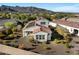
[
  {"left": 50, "top": 19, "right": 79, "bottom": 36},
  {"left": 23, "top": 17, "right": 52, "bottom": 42}
]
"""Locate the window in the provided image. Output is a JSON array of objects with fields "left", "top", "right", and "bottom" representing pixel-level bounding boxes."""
[
  {"left": 26, "top": 31, "right": 32, "bottom": 35},
  {"left": 42, "top": 35, "right": 45, "bottom": 39},
  {"left": 36, "top": 35, "right": 39, "bottom": 39},
  {"left": 36, "top": 35, "right": 45, "bottom": 40},
  {"left": 74, "top": 29, "right": 78, "bottom": 34},
  {"left": 41, "top": 22, "right": 46, "bottom": 25},
  {"left": 39, "top": 35, "right": 41, "bottom": 39}
]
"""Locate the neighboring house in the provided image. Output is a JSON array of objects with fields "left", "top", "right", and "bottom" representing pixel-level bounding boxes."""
[
  {"left": 23, "top": 17, "right": 52, "bottom": 42},
  {"left": 50, "top": 20, "right": 79, "bottom": 36}
]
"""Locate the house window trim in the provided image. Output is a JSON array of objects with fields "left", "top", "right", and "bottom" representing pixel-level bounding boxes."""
[{"left": 36, "top": 35, "right": 45, "bottom": 40}]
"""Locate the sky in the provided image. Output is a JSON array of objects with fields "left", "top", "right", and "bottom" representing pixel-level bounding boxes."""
[{"left": 0, "top": 3, "right": 79, "bottom": 13}]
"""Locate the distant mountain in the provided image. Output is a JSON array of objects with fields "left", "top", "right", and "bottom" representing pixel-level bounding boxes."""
[
  {"left": 0, "top": 5, "right": 55, "bottom": 14},
  {"left": 0, "top": 5, "right": 17, "bottom": 12}
]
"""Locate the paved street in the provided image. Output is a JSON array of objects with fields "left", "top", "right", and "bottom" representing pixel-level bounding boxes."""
[{"left": 0, "top": 44, "right": 38, "bottom": 55}]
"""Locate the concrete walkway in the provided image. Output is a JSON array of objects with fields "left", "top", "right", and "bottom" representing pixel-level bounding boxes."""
[{"left": 0, "top": 44, "right": 39, "bottom": 55}]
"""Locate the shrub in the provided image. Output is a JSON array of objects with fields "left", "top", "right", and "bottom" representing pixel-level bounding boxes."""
[
  {"left": 3, "top": 40, "right": 12, "bottom": 44},
  {"left": 12, "top": 27, "right": 17, "bottom": 32},
  {"left": 4, "top": 29, "right": 13, "bottom": 35},
  {"left": 6, "top": 40, "right": 11, "bottom": 43},
  {"left": 40, "top": 43, "right": 48, "bottom": 50},
  {"left": 0, "top": 32, "right": 5, "bottom": 38},
  {"left": 11, "top": 40, "right": 17, "bottom": 43},
  {"left": 3, "top": 40, "right": 7, "bottom": 44},
  {"left": 61, "top": 40, "right": 67, "bottom": 44},
  {"left": 65, "top": 43, "right": 70, "bottom": 48},
  {"left": 0, "top": 40, "right": 3, "bottom": 44},
  {"left": 54, "top": 39, "right": 61, "bottom": 44},
  {"left": 8, "top": 34, "right": 14, "bottom": 38},
  {"left": 65, "top": 51, "right": 70, "bottom": 53},
  {"left": 46, "top": 47, "right": 51, "bottom": 50},
  {"left": 4, "top": 22, "right": 15, "bottom": 29}
]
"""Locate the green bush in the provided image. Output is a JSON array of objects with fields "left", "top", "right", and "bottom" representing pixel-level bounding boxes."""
[
  {"left": 8, "top": 34, "right": 15, "bottom": 39},
  {"left": 0, "top": 32, "right": 5, "bottom": 38},
  {"left": 4, "top": 22, "right": 15, "bottom": 29},
  {"left": 0, "top": 40, "right": 3, "bottom": 44},
  {"left": 65, "top": 43, "right": 70, "bottom": 48},
  {"left": 61, "top": 40, "right": 67, "bottom": 44},
  {"left": 5, "top": 29, "right": 13, "bottom": 35},
  {"left": 3, "top": 40, "right": 7, "bottom": 44},
  {"left": 54, "top": 39, "right": 61, "bottom": 44},
  {"left": 12, "top": 27, "right": 17, "bottom": 32}
]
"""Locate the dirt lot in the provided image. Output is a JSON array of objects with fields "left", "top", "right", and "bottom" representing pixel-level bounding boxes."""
[{"left": 22, "top": 41, "right": 72, "bottom": 55}]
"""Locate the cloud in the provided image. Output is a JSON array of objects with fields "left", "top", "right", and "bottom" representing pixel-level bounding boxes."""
[{"left": 52, "top": 4, "right": 79, "bottom": 13}]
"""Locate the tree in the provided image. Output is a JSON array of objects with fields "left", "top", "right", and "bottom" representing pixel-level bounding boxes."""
[
  {"left": 51, "top": 15, "right": 57, "bottom": 21},
  {"left": 27, "top": 15, "right": 36, "bottom": 21},
  {"left": 41, "top": 13, "right": 51, "bottom": 21}
]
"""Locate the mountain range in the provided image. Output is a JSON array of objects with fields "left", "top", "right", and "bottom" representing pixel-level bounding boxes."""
[{"left": 0, "top": 5, "right": 55, "bottom": 14}]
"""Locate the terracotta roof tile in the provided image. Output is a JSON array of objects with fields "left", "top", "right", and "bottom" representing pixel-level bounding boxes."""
[
  {"left": 53, "top": 20, "right": 79, "bottom": 28},
  {"left": 33, "top": 25, "right": 52, "bottom": 33}
]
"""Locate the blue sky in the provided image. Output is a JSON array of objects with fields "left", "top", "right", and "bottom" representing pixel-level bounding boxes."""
[{"left": 0, "top": 3, "right": 79, "bottom": 13}]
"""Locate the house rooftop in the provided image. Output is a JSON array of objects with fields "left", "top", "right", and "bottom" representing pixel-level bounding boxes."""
[
  {"left": 34, "top": 26, "right": 52, "bottom": 33},
  {"left": 23, "top": 25, "right": 52, "bottom": 33},
  {"left": 53, "top": 20, "right": 79, "bottom": 29},
  {"left": 65, "top": 17, "right": 79, "bottom": 22},
  {"left": 23, "top": 26, "right": 40, "bottom": 31}
]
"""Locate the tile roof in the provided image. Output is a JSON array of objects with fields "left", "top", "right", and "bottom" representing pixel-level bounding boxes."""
[
  {"left": 53, "top": 20, "right": 79, "bottom": 29},
  {"left": 33, "top": 25, "right": 52, "bottom": 33},
  {"left": 23, "top": 22, "right": 52, "bottom": 33}
]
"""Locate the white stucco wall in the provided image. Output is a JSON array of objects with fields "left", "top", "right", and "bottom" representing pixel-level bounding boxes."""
[
  {"left": 49, "top": 22, "right": 79, "bottom": 36},
  {"left": 23, "top": 30, "right": 27, "bottom": 37},
  {"left": 47, "top": 33, "right": 52, "bottom": 41},
  {"left": 58, "top": 24, "right": 74, "bottom": 33},
  {"left": 23, "top": 26, "right": 40, "bottom": 37},
  {"left": 49, "top": 22, "right": 57, "bottom": 27},
  {"left": 59, "top": 24, "right": 79, "bottom": 36}
]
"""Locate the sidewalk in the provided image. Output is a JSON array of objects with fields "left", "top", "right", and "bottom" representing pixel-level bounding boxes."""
[{"left": 0, "top": 44, "right": 39, "bottom": 55}]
